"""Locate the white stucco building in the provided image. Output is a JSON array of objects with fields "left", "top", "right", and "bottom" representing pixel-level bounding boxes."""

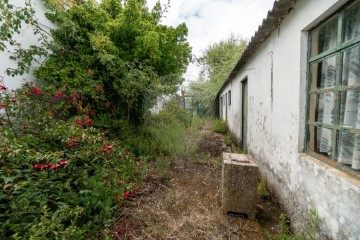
[
  {"left": 0, "top": 0, "right": 55, "bottom": 89},
  {"left": 217, "top": 0, "right": 360, "bottom": 239}
]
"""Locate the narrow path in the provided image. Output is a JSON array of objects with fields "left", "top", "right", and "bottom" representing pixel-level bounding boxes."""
[{"left": 113, "top": 120, "right": 281, "bottom": 239}]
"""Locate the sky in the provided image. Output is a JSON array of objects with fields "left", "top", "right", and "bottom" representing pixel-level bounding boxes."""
[{"left": 146, "top": 0, "right": 275, "bottom": 85}]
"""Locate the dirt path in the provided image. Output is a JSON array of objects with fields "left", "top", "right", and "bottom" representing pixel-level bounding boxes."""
[{"left": 113, "top": 121, "right": 281, "bottom": 239}]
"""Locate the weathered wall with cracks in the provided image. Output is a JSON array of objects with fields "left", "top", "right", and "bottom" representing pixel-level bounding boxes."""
[{"left": 219, "top": 0, "right": 360, "bottom": 239}]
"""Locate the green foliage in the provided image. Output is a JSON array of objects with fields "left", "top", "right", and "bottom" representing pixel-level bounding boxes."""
[
  {"left": 224, "top": 134, "right": 232, "bottom": 146},
  {"left": 0, "top": 0, "right": 191, "bottom": 124},
  {"left": 265, "top": 209, "right": 318, "bottom": 240},
  {"left": 0, "top": 82, "right": 147, "bottom": 239},
  {"left": 213, "top": 119, "right": 228, "bottom": 134},
  {"left": 34, "top": 0, "right": 191, "bottom": 123},
  {"left": 189, "top": 34, "right": 247, "bottom": 116},
  {"left": 124, "top": 98, "right": 190, "bottom": 157},
  {"left": 306, "top": 209, "right": 318, "bottom": 240},
  {"left": 0, "top": 0, "right": 52, "bottom": 76},
  {"left": 257, "top": 179, "right": 270, "bottom": 198}
]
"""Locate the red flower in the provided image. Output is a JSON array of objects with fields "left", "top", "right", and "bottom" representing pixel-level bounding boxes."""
[
  {"left": 1, "top": 103, "right": 6, "bottom": 109},
  {"left": 71, "top": 97, "right": 77, "bottom": 103},
  {"left": 96, "top": 87, "right": 103, "bottom": 92},
  {"left": 11, "top": 98, "right": 16, "bottom": 103},
  {"left": 105, "top": 101, "right": 111, "bottom": 107},
  {"left": 87, "top": 69, "right": 94, "bottom": 75},
  {"left": 133, "top": 191, "right": 137, "bottom": 198},
  {"left": 40, "top": 164, "right": 48, "bottom": 171},
  {"left": 115, "top": 196, "right": 121, "bottom": 202},
  {"left": 5, "top": 183, "right": 14, "bottom": 190},
  {"left": 72, "top": 92, "right": 78, "bottom": 97},
  {"left": 123, "top": 192, "right": 131, "bottom": 198},
  {"left": 0, "top": 85, "right": 7, "bottom": 90},
  {"left": 21, "top": 125, "right": 27, "bottom": 129},
  {"left": 74, "top": 119, "right": 83, "bottom": 125},
  {"left": 33, "top": 87, "right": 42, "bottom": 95},
  {"left": 32, "top": 164, "right": 40, "bottom": 169},
  {"left": 59, "top": 160, "right": 68, "bottom": 166},
  {"left": 24, "top": 90, "right": 30, "bottom": 96},
  {"left": 84, "top": 118, "right": 92, "bottom": 127},
  {"left": 54, "top": 91, "right": 63, "bottom": 99},
  {"left": 101, "top": 145, "right": 112, "bottom": 152}
]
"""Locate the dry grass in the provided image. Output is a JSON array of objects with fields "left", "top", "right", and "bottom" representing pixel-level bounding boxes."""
[
  {"left": 109, "top": 118, "right": 269, "bottom": 240},
  {"left": 113, "top": 184, "right": 263, "bottom": 240}
]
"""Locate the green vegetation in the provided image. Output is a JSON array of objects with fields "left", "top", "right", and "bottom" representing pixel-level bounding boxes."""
[
  {"left": 213, "top": 119, "right": 228, "bottom": 134},
  {"left": 0, "top": 0, "right": 191, "bottom": 238},
  {"left": 0, "top": 1, "right": 318, "bottom": 239},
  {"left": 257, "top": 179, "right": 270, "bottom": 198},
  {"left": 265, "top": 209, "right": 318, "bottom": 240},
  {"left": 224, "top": 134, "right": 233, "bottom": 146},
  {"left": 189, "top": 34, "right": 247, "bottom": 116},
  {"left": 306, "top": 209, "right": 318, "bottom": 240},
  {"left": 1, "top": 0, "right": 191, "bottom": 124},
  {"left": 124, "top": 99, "right": 190, "bottom": 157},
  {"left": 0, "top": 83, "right": 147, "bottom": 238}
]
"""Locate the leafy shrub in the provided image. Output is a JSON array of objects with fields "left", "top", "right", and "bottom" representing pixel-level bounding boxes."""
[
  {"left": 213, "top": 119, "right": 228, "bottom": 134},
  {"left": 0, "top": 83, "right": 147, "bottom": 239}
]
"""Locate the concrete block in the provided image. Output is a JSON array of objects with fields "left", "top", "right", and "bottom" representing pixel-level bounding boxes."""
[{"left": 221, "top": 152, "right": 259, "bottom": 220}]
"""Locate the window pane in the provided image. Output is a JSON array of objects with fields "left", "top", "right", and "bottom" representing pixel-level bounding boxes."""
[
  {"left": 338, "top": 131, "right": 360, "bottom": 170},
  {"left": 308, "top": 126, "right": 333, "bottom": 156},
  {"left": 310, "top": 55, "right": 338, "bottom": 90},
  {"left": 309, "top": 93, "right": 335, "bottom": 124},
  {"left": 340, "top": 90, "right": 360, "bottom": 128},
  {"left": 342, "top": 1, "right": 360, "bottom": 42},
  {"left": 311, "top": 16, "right": 338, "bottom": 57},
  {"left": 341, "top": 44, "right": 360, "bottom": 86}
]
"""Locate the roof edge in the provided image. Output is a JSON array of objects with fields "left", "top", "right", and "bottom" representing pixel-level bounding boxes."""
[{"left": 217, "top": 0, "right": 297, "bottom": 96}]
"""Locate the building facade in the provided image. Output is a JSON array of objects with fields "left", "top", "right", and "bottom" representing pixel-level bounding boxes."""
[{"left": 218, "top": 0, "right": 360, "bottom": 239}]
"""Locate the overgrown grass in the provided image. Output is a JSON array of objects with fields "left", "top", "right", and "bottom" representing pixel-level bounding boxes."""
[
  {"left": 265, "top": 209, "right": 318, "bottom": 240},
  {"left": 122, "top": 99, "right": 195, "bottom": 180},
  {"left": 224, "top": 134, "right": 233, "bottom": 146},
  {"left": 212, "top": 119, "right": 228, "bottom": 134}
]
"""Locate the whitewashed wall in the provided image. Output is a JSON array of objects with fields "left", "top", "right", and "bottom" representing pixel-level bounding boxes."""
[
  {"left": 0, "top": 0, "right": 55, "bottom": 90},
  {"left": 219, "top": 0, "right": 360, "bottom": 239}
]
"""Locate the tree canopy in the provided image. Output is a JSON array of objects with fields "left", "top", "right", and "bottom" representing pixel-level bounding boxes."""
[
  {"left": 189, "top": 34, "right": 247, "bottom": 116},
  {"left": 1, "top": 0, "right": 192, "bottom": 123}
]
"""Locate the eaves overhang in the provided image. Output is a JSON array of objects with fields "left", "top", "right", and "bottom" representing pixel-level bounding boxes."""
[{"left": 217, "top": 0, "right": 297, "bottom": 97}]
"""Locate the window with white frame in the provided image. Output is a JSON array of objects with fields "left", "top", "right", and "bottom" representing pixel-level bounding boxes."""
[{"left": 307, "top": 0, "right": 360, "bottom": 171}]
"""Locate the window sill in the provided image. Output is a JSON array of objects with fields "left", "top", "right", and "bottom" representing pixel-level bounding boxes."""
[{"left": 299, "top": 152, "right": 360, "bottom": 187}]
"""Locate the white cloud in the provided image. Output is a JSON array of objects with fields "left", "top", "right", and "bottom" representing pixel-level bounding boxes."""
[{"left": 147, "top": 0, "right": 275, "bottom": 83}]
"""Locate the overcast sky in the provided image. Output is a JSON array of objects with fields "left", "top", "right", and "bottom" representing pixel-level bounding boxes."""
[{"left": 146, "top": 0, "right": 275, "bottom": 84}]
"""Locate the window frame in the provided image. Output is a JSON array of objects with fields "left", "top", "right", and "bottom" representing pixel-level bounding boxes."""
[{"left": 305, "top": 0, "right": 360, "bottom": 176}]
